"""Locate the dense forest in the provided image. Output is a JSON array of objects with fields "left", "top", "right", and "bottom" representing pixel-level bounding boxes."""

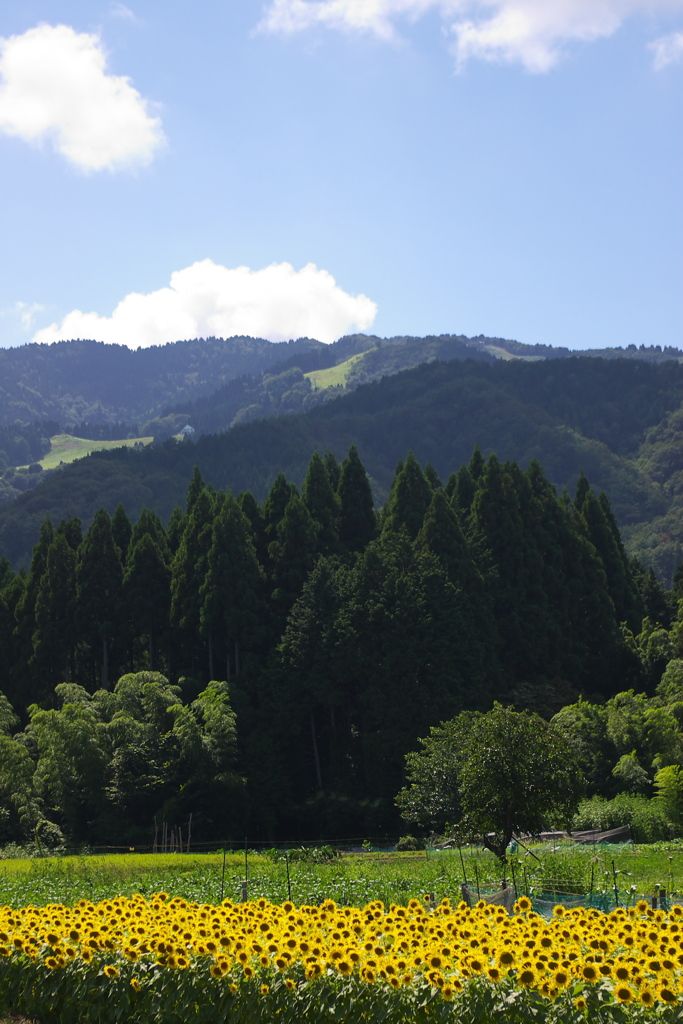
[
  {"left": 2, "top": 444, "right": 683, "bottom": 850},
  {"left": 3, "top": 355, "right": 683, "bottom": 581}
]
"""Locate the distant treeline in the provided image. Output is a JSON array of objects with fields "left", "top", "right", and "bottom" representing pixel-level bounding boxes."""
[{"left": 0, "top": 445, "right": 679, "bottom": 846}]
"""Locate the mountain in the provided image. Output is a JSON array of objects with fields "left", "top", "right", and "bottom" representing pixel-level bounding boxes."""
[
  {"left": 0, "top": 335, "right": 325, "bottom": 428},
  {"left": 2, "top": 353, "right": 683, "bottom": 580},
  {"left": 2, "top": 332, "right": 681, "bottom": 438}
]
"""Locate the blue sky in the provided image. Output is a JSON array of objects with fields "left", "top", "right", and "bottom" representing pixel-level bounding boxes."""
[{"left": 0, "top": 0, "right": 681, "bottom": 350}]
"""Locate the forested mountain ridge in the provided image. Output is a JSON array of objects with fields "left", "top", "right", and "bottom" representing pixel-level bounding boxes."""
[
  {"left": 1, "top": 331, "right": 681, "bottom": 435},
  {"left": 0, "top": 335, "right": 325, "bottom": 428},
  {"left": 2, "top": 354, "right": 683, "bottom": 579}
]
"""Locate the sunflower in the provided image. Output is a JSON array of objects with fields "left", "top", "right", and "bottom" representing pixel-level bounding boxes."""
[
  {"left": 581, "top": 963, "right": 598, "bottom": 983},
  {"left": 103, "top": 965, "right": 119, "bottom": 978},
  {"left": 615, "top": 985, "right": 634, "bottom": 1003},
  {"left": 518, "top": 968, "right": 536, "bottom": 988}
]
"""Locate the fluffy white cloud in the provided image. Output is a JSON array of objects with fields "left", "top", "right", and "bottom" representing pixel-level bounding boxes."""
[
  {"left": 259, "top": 0, "right": 683, "bottom": 71},
  {"left": 0, "top": 24, "right": 164, "bottom": 171},
  {"left": 32, "top": 260, "right": 378, "bottom": 348},
  {"left": 649, "top": 29, "right": 683, "bottom": 65}
]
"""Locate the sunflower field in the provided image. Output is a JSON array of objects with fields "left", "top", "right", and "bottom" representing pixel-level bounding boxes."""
[{"left": 2, "top": 893, "right": 683, "bottom": 1023}]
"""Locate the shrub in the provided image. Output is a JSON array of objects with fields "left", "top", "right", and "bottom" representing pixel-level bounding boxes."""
[
  {"left": 395, "top": 835, "right": 425, "bottom": 852},
  {"left": 572, "top": 794, "right": 678, "bottom": 843}
]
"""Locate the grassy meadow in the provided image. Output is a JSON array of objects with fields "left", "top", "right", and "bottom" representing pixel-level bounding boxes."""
[
  {"left": 30, "top": 434, "right": 153, "bottom": 471},
  {"left": 305, "top": 350, "right": 371, "bottom": 390}
]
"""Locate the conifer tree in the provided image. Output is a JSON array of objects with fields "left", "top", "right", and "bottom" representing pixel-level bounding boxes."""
[
  {"left": 238, "top": 491, "right": 268, "bottom": 568},
  {"left": 200, "top": 495, "right": 265, "bottom": 679},
  {"left": 166, "top": 506, "right": 186, "bottom": 556},
  {"left": 302, "top": 451, "right": 341, "bottom": 557},
  {"left": 324, "top": 450, "right": 341, "bottom": 491},
  {"left": 56, "top": 517, "right": 83, "bottom": 552},
  {"left": 130, "top": 508, "right": 171, "bottom": 565},
  {"left": 263, "top": 472, "right": 296, "bottom": 546},
  {"left": 575, "top": 474, "right": 642, "bottom": 629},
  {"left": 111, "top": 504, "right": 132, "bottom": 562},
  {"left": 381, "top": 452, "right": 433, "bottom": 541},
  {"left": 75, "top": 509, "right": 123, "bottom": 689},
  {"left": 170, "top": 487, "right": 216, "bottom": 664},
  {"left": 122, "top": 532, "right": 172, "bottom": 671},
  {"left": 337, "top": 445, "right": 376, "bottom": 553},
  {"left": 31, "top": 533, "right": 77, "bottom": 690},
  {"left": 186, "top": 465, "right": 205, "bottom": 515},
  {"left": 269, "top": 494, "right": 318, "bottom": 623}
]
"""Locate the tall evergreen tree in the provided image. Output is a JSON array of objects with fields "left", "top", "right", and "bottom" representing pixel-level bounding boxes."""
[
  {"left": 186, "top": 465, "right": 205, "bottom": 515},
  {"left": 166, "top": 506, "right": 186, "bottom": 556},
  {"left": 575, "top": 475, "right": 642, "bottom": 629},
  {"left": 302, "top": 451, "right": 341, "bottom": 558},
  {"left": 31, "top": 533, "right": 77, "bottom": 690},
  {"left": 269, "top": 494, "right": 318, "bottom": 624},
  {"left": 200, "top": 495, "right": 265, "bottom": 679},
  {"left": 323, "top": 450, "right": 341, "bottom": 491},
  {"left": 262, "top": 472, "right": 296, "bottom": 546},
  {"left": 110, "top": 504, "right": 133, "bottom": 563},
  {"left": 337, "top": 445, "right": 376, "bottom": 554},
  {"left": 130, "top": 508, "right": 171, "bottom": 565},
  {"left": 170, "top": 487, "right": 216, "bottom": 675},
  {"left": 75, "top": 509, "right": 123, "bottom": 689},
  {"left": 122, "top": 533, "right": 172, "bottom": 671},
  {"left": 238, "top": 491, "right": 268, "bottom": 568},
  {"left": 57, "top": 517, "right": 83, "bottom": 552},
  {"left": 381, "top": 452, "right": 433, "bottom": 541}
]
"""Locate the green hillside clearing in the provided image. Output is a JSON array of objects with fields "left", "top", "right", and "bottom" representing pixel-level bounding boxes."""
[
  {"left": 306, "top": 350, "right": 373, "bottom": 389},
  {"left": 32, "top": 434, "right": 153, "bottom": 471}
]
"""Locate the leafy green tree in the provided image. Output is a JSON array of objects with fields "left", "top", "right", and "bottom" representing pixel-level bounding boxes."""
[
  {"left": 28, "top": 684, "right": 109, "bottom": 840},
  {"left": 395, "top": 712, "right": 481, "bottom": 831},
  {"left": 399, "top": 704, "right": 584, "bottom": 869},
  {"left": 455, "top": 704, "right": 584, "bottom": 866}
]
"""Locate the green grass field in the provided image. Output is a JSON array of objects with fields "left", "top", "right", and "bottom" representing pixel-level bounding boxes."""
[
  {"left": 29, "top": 434, "right": 154, "bottom": 471},
  {"left": 1, "top": 842, "right": 682, "bottom": 910},
  {"left": 305, "top": 350, "right": 372, "bottom": 390}
]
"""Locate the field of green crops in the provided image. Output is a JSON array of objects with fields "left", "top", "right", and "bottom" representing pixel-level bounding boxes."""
[{"left": 1, "top": 841, "right": 683, "bottom": 909}]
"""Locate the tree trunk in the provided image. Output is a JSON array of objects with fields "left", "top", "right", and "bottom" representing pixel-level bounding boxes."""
[
  {"left": 234, "top": 640, "right": 240, "bottom": 679},
  {"left": 209, "top": 635, "right": 214, "bottom": 680}
]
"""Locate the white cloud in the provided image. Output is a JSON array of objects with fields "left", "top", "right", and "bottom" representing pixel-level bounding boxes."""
[
  {"left": 649, "top": 29, "right": 683, "bottom": 65},
  {"left": 0, "top": 301, "right": 45, "bottom": 332},
  {"left": 0, "top": 24, "right": 164, "bottom": 171},
  {"left": 259, "top": 0, "right": 683, "bottom": 71},
  {"left": 31, "top": 260, "right": 378, "bottom": 348},
  {"left": 109, "top": 3, "right": 139, "bottom": 22}
]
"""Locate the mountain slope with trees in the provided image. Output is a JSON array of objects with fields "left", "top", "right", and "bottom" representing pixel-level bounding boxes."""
[{"left": 1, "top": 354, "right": 683, "bottom": 577}]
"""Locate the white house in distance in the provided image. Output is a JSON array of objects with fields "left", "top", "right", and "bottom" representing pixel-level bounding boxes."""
[{"left": 180, "top": 424, "right": 195, "bottom": 437}]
